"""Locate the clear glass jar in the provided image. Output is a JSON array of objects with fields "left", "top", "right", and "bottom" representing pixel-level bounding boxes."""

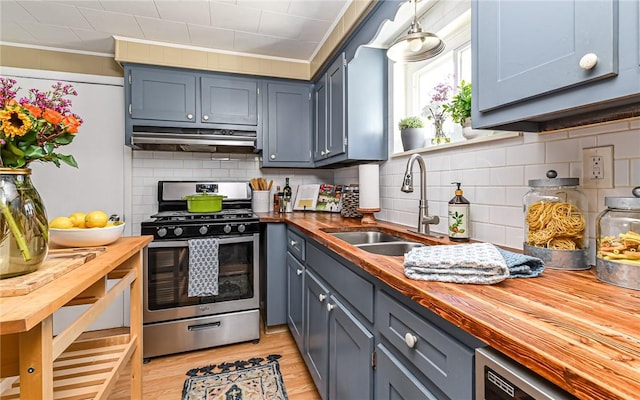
[
  {"left": 595, "top": 187, "right": 640, "bottom": 290},
  {"left": 523, "top": 170, "right": 589, "bottom": 270}
]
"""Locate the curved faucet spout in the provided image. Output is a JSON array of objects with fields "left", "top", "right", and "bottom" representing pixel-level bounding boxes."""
[{"left": 400, "top": 154, "right": 438, "bottom": 235}]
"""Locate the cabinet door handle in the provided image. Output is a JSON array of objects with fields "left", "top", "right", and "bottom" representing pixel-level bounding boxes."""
[
  {"left": 404, "top": 332, "right": 418, "bottom": 348},
  {"left": 289, "top": 240, "right": 297, "bottom": 247},
  {"left": 187, "top": 113, "right": 194, "bottom": 120},
  {"left": 321, "top": 151, "right": 326, "bottom": 156},
  {"left": 296, "top": 268, "right": 303, "bottom": 276},
  {"left": 202, "top": 114, "right": 209, "bottom": 121},
  {"left": 326, "top": 303, "right": 335, "bottom": 312},
  {"left": 270, "top": 154, "right": 276, "bottom": 160},
  {"left": 318, "top": 293, "right": 326, "bottom": 302},
  {"left": 579, "top": 53, "right": 598, "bottom": 70}
]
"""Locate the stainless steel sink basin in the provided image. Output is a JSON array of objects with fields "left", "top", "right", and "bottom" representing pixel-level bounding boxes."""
[
  {"left": 329, "top": 231, "right": 405, "bottom": 245},
  {"left": 356, "top": 242, "right": 425, "bottom": 256}
]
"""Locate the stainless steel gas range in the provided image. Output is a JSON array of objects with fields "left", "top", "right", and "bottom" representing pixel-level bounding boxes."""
[{"left": 141, "top": 181, "right": 260, "bottom": 359}]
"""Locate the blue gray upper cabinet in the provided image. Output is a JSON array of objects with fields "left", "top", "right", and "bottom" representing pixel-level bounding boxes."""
[
  {"left": 314, "top": 54, "right": 346, "bottom": 162},
  {"left": 262, "top": 81, "right": 313, "bottom": 168},
  {"left": 313, "top": 48, "right": 388, "bottom": 167},
  {"left": 126, "top": 64, "right": 261, "bottom": 130},
  {"left": 472, "top": 0, "right": 640, "bottom": 132},
  {"left": 201, "top": 77, "right": 258, "bottom": 126},
  {"left": 130, "top": 67, "right": 197, "bottom": 123}
]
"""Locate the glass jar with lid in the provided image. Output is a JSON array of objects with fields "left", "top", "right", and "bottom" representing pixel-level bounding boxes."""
[
  {"left": 523, "top": 170, "right": 589, "bottom": 270},
  {"left": 595, "top": 187, "right": 640, "bottom": 290}
]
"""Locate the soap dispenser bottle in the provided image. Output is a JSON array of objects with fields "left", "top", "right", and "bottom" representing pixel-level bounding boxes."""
[{"left": 448, "top": 182, "right": 470, "bottom": 242}]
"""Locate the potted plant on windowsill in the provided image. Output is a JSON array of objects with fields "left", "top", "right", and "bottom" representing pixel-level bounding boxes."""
[
  {"left": 443, "top": 81, "right": 484, "bottom": 139},
  {"left": 398, "top": 116, "right": 426, "bottom": 151}
]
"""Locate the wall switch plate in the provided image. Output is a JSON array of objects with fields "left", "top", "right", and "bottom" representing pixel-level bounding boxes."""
[{"left": 582, "top": 146, "right": 614, "bottom": 189}]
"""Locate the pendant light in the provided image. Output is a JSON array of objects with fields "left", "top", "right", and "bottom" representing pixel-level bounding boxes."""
[{"left": 386, "top": 0, "right": 445, "bottom": 62}]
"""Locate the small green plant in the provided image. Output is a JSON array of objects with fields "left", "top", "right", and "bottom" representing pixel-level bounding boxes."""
[
  {"left": 398, "top": 116, "right": 424, "bottom": 130},
  {"left": 443, "top": 80, "right": 472, "bottom": 126}
]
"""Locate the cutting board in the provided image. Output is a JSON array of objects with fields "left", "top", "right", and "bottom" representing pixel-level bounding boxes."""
[{"left": 0, "top": 247, "right": 106, "bottom": 297}]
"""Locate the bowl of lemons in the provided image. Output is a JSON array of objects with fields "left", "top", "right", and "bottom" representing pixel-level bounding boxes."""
[{"left": 49, "top": 211, "right": 125, "bottom": 247}]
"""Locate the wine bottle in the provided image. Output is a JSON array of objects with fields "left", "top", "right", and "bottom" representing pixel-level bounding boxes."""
[{"left": 283, "top": 177, "right": 292, "bottom": 212}]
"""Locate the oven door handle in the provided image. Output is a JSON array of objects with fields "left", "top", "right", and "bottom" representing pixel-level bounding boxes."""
[
  {"left": 148, "top": 234, "right": 257, "bottom": 248},
  {"left": 187, "top": 321, "right": 221, "bottom": 331}
]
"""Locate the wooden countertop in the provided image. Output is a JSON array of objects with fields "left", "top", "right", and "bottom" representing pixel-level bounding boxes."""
[
  {"left": 259, "top": 212, "right": 640, "bottom": 400},
  {"left": 0, "top": 236, "right": 153, "bottom": 335}
]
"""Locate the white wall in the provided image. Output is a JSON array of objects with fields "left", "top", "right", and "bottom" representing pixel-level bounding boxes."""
[{"left": 335, "top": 119, "right": 640, "bottom": 263}]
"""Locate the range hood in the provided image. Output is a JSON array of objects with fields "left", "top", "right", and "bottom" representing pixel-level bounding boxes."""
[{"left": 130, "top": 127, "right": 258, "bottom": 153}]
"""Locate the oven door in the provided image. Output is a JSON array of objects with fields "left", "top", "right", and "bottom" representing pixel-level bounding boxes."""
[{"left": 143, "top": 233, "right": 259, "bottom": 324}]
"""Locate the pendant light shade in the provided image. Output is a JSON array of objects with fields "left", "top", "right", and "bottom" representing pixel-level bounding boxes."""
[{"left": 387, "top": 0, "right": 445, "bottom": 62}]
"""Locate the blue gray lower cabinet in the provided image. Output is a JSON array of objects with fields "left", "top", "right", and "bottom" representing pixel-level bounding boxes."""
[
  {"left": 263, "top": 223, "right": 287, "bottom": 327},
  {"left": 376, "top": 344, "right": 441, "bottom": 400},
  {"left": 284, "top": 228, "right": 482, "bottom": 399},
  {"left": 286, "top": 252, "right": 304, "bottom": 351}
]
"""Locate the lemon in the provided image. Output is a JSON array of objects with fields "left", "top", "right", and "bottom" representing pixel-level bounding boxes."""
[
  {"left": 50, "top": 216, "right": 74, "bottom": 229},
  {"left": 68, "top": 212, "right": 87, "bottom": 228},
  {"left": 85, "top": 210, "right": 109, "bottom": 228}
]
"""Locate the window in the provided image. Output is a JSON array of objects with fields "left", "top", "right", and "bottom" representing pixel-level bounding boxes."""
[{"left": 392, "top": 7, "right": 472, "bottom": 153}]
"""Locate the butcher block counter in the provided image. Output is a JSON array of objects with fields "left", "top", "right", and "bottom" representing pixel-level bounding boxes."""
[
  {"left": 259, "top": 212, "right": 640, "bottom": 400},
  {"left": 0, "top": 236, "right": 152, "bottom": 400}
]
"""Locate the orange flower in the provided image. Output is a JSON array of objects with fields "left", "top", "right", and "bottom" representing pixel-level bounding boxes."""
[
  {"left": 22, "top": 103, "right": 42, "bottom": 118},
  {"left": 6, "top": 99, "right": 18, "bottom": 106},
  {"left": 62, "top": 115, "right": 81, "bottom": 134},
  {"left": 43, "top": 108, "right": 63, "bottom": 124}
]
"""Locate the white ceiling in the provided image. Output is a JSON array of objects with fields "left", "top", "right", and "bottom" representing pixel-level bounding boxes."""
[{"left": 0, "top": 0, "right": 354, "bottom": 61}]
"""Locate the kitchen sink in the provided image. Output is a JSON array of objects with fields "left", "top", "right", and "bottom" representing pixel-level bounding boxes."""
[
  {"left": 329, "top": 231, "right": 406, "bottom": 245},
  {"left": 355, "top": 242, "right": 425, "bottom": 256}
]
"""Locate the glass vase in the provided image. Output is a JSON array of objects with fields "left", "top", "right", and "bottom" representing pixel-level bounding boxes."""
[
  {"left": 0, "top": 168, "right": 49, "bottom": 279},
  {"left": 431, "top": 116, "right": 451, "bottom": 145}
]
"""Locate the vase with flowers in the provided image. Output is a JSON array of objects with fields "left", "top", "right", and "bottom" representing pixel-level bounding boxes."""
[
  {"left": 0, "top": 77, "right": 83, "bottom": 278},
  {"left": 421, "top": 80, "right": 452, "bottom": 145}
]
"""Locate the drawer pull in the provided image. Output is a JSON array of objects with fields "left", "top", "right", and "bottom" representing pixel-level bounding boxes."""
[
  {"left": 579, "top": 53, "right": 598, "bottom": 70},
  {"left": 318, "top": 293, "right": 326, "bottom": 302},
  {"left": 404, "top": 332, "right": 418, "bottom": 348},
  {"left": 296, "top": 268, "right": 303, "bottom": 276},
  {"left": 289, "top": 240, "right": 298, "bottom": 247},
  {"left": 327, "top": 303, "right": 335, "bottom": 312},
  {"left": 187, "top": 113, "right": 194, "bottom": 120}
]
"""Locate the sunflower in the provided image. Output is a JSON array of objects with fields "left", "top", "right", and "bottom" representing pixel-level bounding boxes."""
[{"left": 0, "top": 105, "right": 33, "bottom": 138}]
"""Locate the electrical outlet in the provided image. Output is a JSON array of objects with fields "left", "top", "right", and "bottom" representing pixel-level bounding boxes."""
[{"left": 582, "top": 146, "right": 614, "bottom": 189}]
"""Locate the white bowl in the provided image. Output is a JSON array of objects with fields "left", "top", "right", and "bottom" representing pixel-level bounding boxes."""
[{"left": 49, "top": 223, "right": 125, "bottom": 247}]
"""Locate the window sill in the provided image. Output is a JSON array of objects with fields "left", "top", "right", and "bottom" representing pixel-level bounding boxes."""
[{"left": 391, "top": 131, "right": 522, "bottom": 158}]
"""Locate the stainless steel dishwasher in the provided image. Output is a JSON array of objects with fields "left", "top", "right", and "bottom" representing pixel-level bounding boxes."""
[{"left": 475, "top": 347, "right": 578, "bottom": 400}]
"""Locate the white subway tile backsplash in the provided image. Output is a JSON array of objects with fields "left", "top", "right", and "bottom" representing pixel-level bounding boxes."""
[
  {"left": 546, "top": 137, "right": 586, "bottom": 163},
  {"left": 489, "top": 206, "right": 522, "bottom": 227},
  {"left": 631, "top": 159, "right": 640, "bottom": 186},
  {"left": 462, "top": 168, "right": 491, "bottom": 186},
  {"left": 504, "top": 227, "right": 524, "bottom": 249},
  {"left": 506, "top": 142, "right": 545, "bottom": 165},
  {"left": 614, "top": 159, "right": 629, "bottom": 187},
  {"left": 490, "top": 166, "right": 523, "bottom": 186},
  {"left": 597, "top": 131, "right": 640, "bottom": 158},
  {"left": 475, "top": 148, "right": 506, "bottom": 167}
]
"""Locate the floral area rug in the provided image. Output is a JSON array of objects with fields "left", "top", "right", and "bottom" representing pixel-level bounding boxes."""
[{"left": 182, "top": 354, "right": 288, "bottom": 400}]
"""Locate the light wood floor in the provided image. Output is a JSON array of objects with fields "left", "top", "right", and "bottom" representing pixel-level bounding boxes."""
[{"left": 108, "top": 325, "right": 320, "bottom": 399}]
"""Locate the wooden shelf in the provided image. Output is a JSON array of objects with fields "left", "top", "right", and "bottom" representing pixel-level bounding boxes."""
[{"left": 1, "top": 332, "right": 136, "bottom": 400}]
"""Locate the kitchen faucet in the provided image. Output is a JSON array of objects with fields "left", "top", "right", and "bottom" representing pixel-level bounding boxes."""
[{"left": 401, "top": 154, "right": 440, "bottom": 236}]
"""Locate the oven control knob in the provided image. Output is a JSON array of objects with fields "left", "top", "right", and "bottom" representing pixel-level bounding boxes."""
[
  {"left": 199, "top": 226, "right": 208, "bottom": 235},
  {"left": 237, "top": 224, "right": 246, "bottom": 233},
  {"left": 173, "top": 227, "right": 183, "bottom": 236},
  {"left": 157, "top": 227, "right": 167, "bottom": 237},
  {"left": 223, "top": 224, "right": 232, "bottom": 234}
]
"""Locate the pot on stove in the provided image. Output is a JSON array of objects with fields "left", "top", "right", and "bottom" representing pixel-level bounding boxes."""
[{"left": 182, "top": 192, "right": 227, "bottom": 213}]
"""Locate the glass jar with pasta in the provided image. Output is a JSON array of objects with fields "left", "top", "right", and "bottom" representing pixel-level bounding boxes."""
[
  {"left": 523, "top": 170, "right": 589, "bottom": 270},
  {"left": 595, "top": 187, "right": 640, "bottom": 290}
]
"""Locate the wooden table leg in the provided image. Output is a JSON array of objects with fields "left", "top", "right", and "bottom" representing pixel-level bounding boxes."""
[
  {"left": 129, "top": 252, "right": 143, "bottom": 400},
  {"left": 19, "top": 315, "right": 53, "bottom": 400}
]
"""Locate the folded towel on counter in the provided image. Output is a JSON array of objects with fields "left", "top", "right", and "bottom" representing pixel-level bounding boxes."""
[
  {"left": 496, "top": 247, "right": 545, "bottom": 278},
  {"left": 404, "top": 243, "right": 509, "bottom": 285},
  {"left": 188, "top": 238, "right": 219, "bottom": 297}
]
